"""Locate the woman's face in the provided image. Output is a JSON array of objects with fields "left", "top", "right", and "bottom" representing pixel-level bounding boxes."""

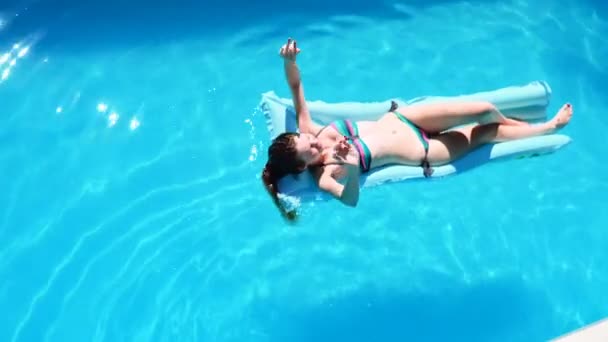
[{"left": 293, "top": 133, "right": 322, "bottom": 165}]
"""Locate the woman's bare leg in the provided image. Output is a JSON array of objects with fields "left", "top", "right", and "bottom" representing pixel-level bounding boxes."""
[
  {"left": 400, "top": 101, "right": 534, "bottom": 134},
  {"left": 492, "top": 103, "right": 572, "bottom": 141},
  {"left": 426, "top": 103, "right": 573, "bottom": 164}
]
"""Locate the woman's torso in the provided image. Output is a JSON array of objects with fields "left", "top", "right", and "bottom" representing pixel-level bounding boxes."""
[{"left": 316, "top": 112, "right": 427, "bottom": 172}]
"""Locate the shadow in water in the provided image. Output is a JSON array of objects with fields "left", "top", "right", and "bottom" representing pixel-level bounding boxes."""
[
  {"left": 253, "top": 273, "right": 558, "bottom": 342},
  {"left": 0, "top": 0, "right": 503, "bottom": 52},
  {"left": 587, "top": 0, "right": 608, "bottom": 16}
]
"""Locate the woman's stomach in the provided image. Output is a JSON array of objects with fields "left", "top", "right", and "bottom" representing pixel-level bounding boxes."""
[{"left": 357, "top": 114, "right": 427, "bottom": 168}]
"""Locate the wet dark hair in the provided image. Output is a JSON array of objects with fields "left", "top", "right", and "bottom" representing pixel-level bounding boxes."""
[{"left": 261, "top": 132, "right": 305, "bottom": 221}]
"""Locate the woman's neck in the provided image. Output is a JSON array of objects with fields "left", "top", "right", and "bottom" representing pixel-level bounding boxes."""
[{"left": 310, "top": 149, "right": 336, "bottom": 168}]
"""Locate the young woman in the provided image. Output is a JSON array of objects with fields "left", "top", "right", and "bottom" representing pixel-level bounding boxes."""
[{"left": 262, "top": 38, "right": 573, "bottom": 220}]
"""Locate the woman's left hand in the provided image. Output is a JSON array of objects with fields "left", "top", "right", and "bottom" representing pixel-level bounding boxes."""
[
  {"left": 332, "top": 137, "right": 358, "bottom": 166},
  {"left": 333, "top": 137, "right": 350, "bottom": 158}
]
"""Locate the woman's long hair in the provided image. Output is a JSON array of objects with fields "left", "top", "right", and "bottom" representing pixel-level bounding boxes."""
[{"left": 261, "top": 132, "right": 304, "bottom": 221}]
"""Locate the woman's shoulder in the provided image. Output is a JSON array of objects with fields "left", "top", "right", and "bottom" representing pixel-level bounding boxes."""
[
  {"left": 298, "top": 121, "right": 325, "bottom": 137},
  {"left": 310, "top": 122, "right": 336, "bottom": 138}
]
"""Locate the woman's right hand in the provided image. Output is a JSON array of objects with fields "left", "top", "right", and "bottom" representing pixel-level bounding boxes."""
[{"left": 279, "top": 38, "right": 300, "bottom": 62}]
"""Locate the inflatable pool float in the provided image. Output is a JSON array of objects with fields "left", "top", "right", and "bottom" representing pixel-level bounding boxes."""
[{"left": 259, "top": 81, "right": 572, "bottom": 201}]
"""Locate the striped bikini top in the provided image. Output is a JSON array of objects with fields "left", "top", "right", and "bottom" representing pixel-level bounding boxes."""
[{"left": 317, "top": 119, "right": 372, "bottom": 173}]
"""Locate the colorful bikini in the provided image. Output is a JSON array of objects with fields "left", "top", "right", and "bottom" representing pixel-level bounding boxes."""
[{"left": 318, "top": 101, "right": 434, "bottom": 177}]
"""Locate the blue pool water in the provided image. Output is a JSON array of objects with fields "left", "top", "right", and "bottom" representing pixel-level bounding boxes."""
[{"left": 1, "top": 0, "right": 607, "bottom": 341}]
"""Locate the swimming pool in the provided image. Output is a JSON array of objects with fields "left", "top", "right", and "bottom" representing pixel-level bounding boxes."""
[{"left": 0, "top": 0, "right": 607, "bottom": 341}]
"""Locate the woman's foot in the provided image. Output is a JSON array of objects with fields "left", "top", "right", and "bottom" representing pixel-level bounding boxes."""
[{"left": 549, "top": 103, "right": 573, "bottom": 131}]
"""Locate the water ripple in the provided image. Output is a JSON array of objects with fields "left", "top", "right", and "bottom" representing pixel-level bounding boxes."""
[
  {"left": 2, "top": 0, "right": 607, "bottom": 340},
  {"left": 10, "top": 163, "right": 251, "bottom": 342}
]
